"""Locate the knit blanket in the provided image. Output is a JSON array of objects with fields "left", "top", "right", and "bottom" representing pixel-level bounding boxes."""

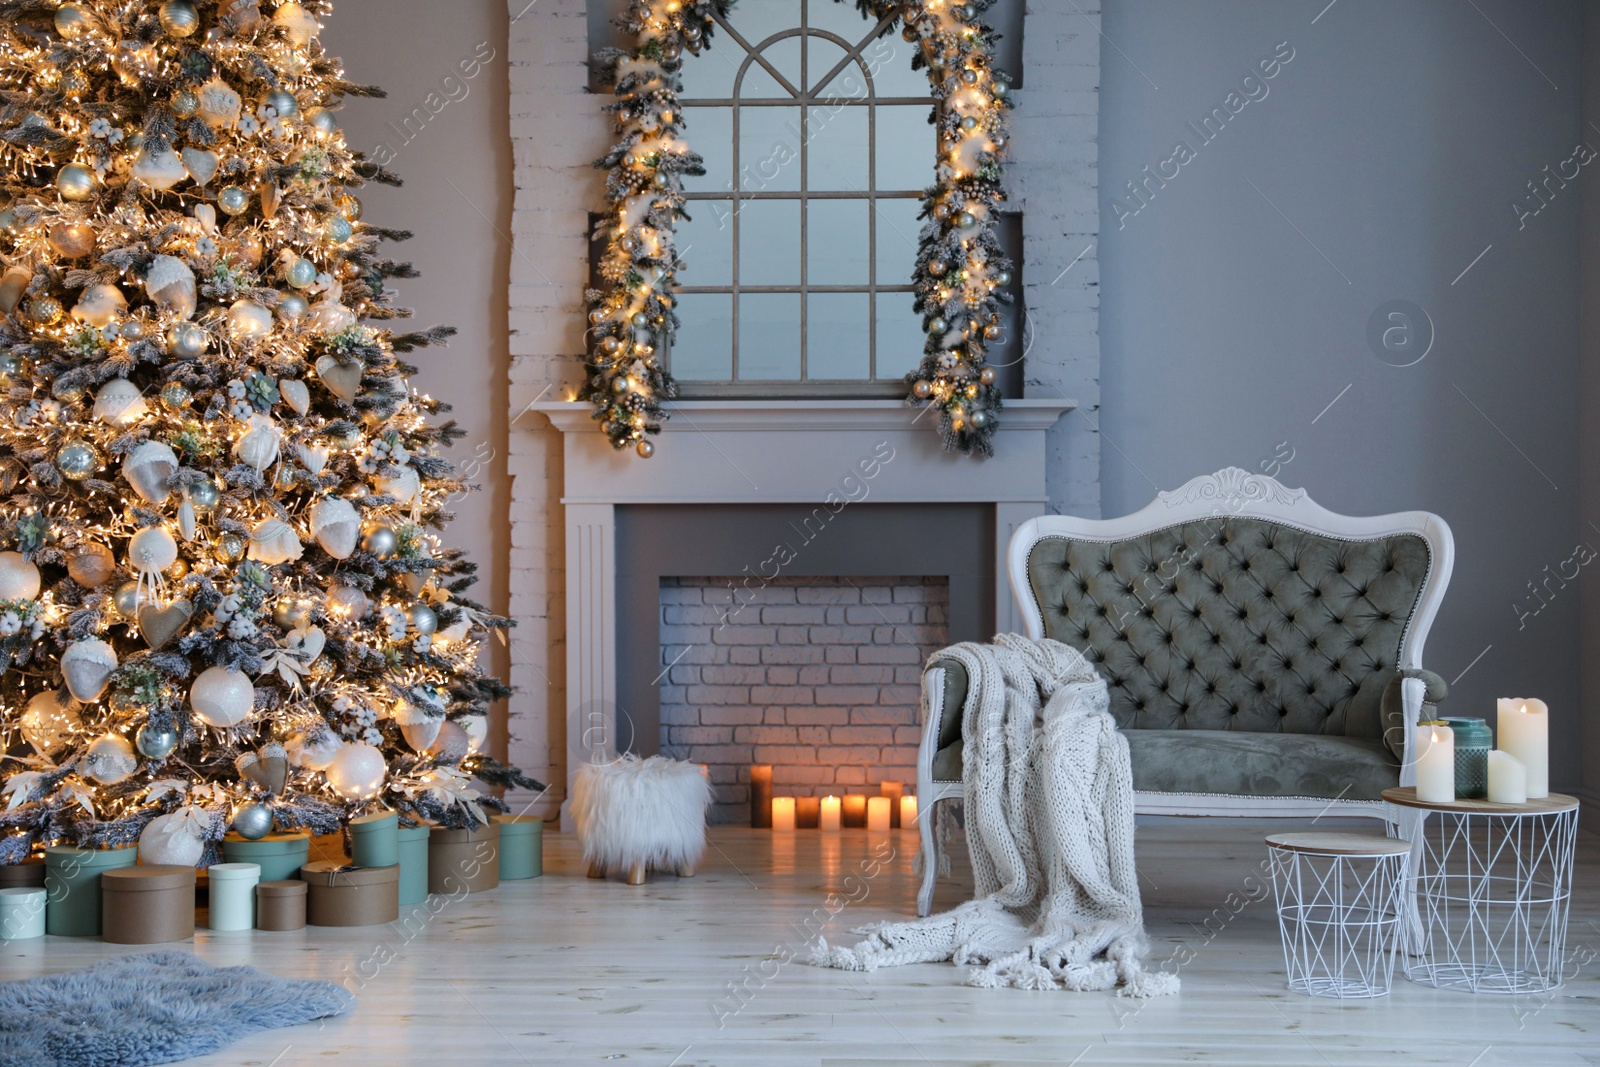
[{"left": 807, "top": 635, "right": 1178, "bottom": 996}]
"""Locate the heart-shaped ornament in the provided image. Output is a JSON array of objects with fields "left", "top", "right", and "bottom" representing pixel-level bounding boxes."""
[
  {"left": 181, "top": 148, "right": 219, "bottom": 187},
  {"left": 314, "top": 355, "right": 362, "bottom": 402},
  {"left": 280, "top": 378, "right": 309, "bottom": 415},
  {"left": 246, "top": 753, "right": 289, "bottom": 794},
  {"left": 138, "top": 599, "right": 193, "bottom": 650}
]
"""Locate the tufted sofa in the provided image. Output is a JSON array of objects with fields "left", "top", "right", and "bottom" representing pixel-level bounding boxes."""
[{"left": 914, "top": 468, "right": 1454, "bottom": 915}]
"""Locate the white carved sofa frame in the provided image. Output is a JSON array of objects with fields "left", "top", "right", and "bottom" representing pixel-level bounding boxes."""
[{"left": 914, "top": 468, "right": 1455, "bottom": 916}]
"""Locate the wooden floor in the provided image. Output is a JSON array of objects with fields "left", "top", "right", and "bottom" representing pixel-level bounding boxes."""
[{"left": 7, "top": 818, "right": 1599, "bottom": 1066}]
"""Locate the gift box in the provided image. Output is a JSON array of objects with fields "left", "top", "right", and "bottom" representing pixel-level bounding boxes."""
[
  {"left": 0, "top": 887, "right": 45, "bottom": 941},
  {"left": 492, "top": 815, "right": 542, "bottom": 880},
  {"left": 222, "top": 832, "right": 311, "bottom": 882},
  {"left": 301, "top": 861, "right": 399, "bottom": 927},
  {"left": 44, "top": 844, "right": 137, "bottom": 937},
  {"left": 0, "top": 857, "right": 45, "bottom": 889},
  {"left": 102, "top": 865, "right": 196, "bottom": 945},
  {"left": 397, "top": 824, "right": 430, "bottom": 906},
  {"left": 428, "top": 823, "right": 499, "bottom": 895},
  {"left": 256, "top": 880, "right": 308, "bottom": 931},
  {"left": 350, "top": 811, "right": 399, "bottom": 868},
  {"left": 208, "top": 862, "right": 260, "bottom": 931}
]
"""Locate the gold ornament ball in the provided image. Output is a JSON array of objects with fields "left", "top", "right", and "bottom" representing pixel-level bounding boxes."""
[
  {"left": 273, "top": 596, "right": 314, "bottom": 630},
  {"left": 335, "top": 194, "right": 363, "bottom": 220},
  {"left": 167, "top": 322, "right": 208, "bottom": 358},
  {"left": 218, "top": 186, "right": 250, "bottom": 216},
  {"left": 48, "top": 221, "right": 96, "bottom": 259},
  {"left": 978, "top": 366, "right": 996, "bottom": 386},
  {"left": 160, "top": 382, "right": 192, "bottom": 410},
  {"left": 635, "top": 439, "right": 655, "bottom": 459},
  {"left": 28, "top": 297, "right": 63, "bottom": 325},
  {"left": 54, "top": 3, "right": 89, "bottom": 37},
  {"left": 913, "top": 379, "right": 933, "bottom": 399},
  {"left": 172, "top": 90, "right": 199, "bottom": 117},
  {"left": 158, "top": 0, "right": 200, "bottom": 37},
  {"left": 216, "top": 533, "right": 247, "bottom": 563},
  {"left": 112, "top": 580, "right": 141, "bottom": 618},
  {"left": 167, "top": 558, "right": 189, "bottom": 581}
]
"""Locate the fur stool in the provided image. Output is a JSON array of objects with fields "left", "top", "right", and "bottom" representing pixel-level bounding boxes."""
[{"left": 574, "top": 756, "right": 712, "bottom": 885}]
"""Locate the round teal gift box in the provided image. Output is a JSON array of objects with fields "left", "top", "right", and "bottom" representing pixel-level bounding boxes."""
[
  {"left": 44, "top": 844, "right": 136, "bottom": 936},
  {"left": 493, "top": 815, "right": 543, "bottom": 880},
  {"left": 397, "top": 823, "right": 430, "bottom": 906},
  {"left": 350, "top": 811, "right": 399, "bottom": 869},
  {"left": 222, "top": 832, "right": 310, "bottom": 882}
]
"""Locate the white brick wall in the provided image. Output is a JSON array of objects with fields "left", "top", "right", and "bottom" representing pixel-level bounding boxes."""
[
  {"left": 505, "top": 2, "right": 1099, "bottom": 818},
  {"left": 659, "top": 577, "right": 948, "bottom": 824}
]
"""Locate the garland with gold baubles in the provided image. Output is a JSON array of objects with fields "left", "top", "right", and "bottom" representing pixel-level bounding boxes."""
[
  {"left": 587, "top": 0, "right": 1015, "bottom": 458},
  {"left": 583, "top": 0, "right": 734, "bottom": 457}
]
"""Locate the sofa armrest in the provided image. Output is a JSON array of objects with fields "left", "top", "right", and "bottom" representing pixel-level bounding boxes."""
[
  {"left": 928, "top": 657, "right": 967, "bottom": 752},
  {"left": 1382, "top": 668, "right": 1449, "bottom": 762}
]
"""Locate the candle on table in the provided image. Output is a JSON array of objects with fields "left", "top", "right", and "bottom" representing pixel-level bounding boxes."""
[
  {"left": 750, "top": 765, "right": 773, "bottom": 829},
  {"left": 1496, "top": 699, "right": 1548, "bottom": 799},
  {"left": 880, "top": 781, "right": 904, "bottom": 827},
  {"left": 770, "top": 796, "right": 796, "bottom": 832},
  {"left": 1415, "top": 722, "right": 1455, "bottom": 804},
  {"left": 820, "top": 795, "right": 842, "bottom": 832},
  {"left": 842, "top": 795, "right": 867, "bottom": 829},
  {"left": 1487, "top": 751, "right": 1527, "bottom": 805},
  {"left": 866, "top": 797, "right": 891, "bottom": 832},
  {"left": 795, "top": 796, "right": 821, "bottom": 829},
  {"left": 900, "top": 795, "right": 918, "bottom": 827}
]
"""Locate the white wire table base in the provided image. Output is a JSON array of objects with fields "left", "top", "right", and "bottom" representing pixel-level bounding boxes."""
[
  {"left": 1387, "top": 792, "right": 1579, "bottom": 994},
  {"left": 1267, "top": 837, "right": 1411, "bottom": 999}
]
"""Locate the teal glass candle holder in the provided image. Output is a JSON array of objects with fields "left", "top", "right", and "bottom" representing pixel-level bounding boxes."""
[{"left": 1442, "top": 717, "right": 1492, "bottom": 799}]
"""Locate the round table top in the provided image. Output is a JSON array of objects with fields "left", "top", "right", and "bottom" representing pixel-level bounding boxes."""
[
  {"left": 1382, "top": 786, "right": 1579, "bottom": 815},
  {"left": 1264, "top": 832, "right": 1413, "bottom": 857}
]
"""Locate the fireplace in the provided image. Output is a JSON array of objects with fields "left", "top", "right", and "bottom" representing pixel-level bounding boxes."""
[{"left": 525, "top": 398, "right": 1075, "bottom": 827}]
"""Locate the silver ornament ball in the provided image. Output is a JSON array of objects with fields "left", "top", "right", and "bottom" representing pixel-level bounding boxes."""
[
  {"left": 231, "top": 801, "right": 274, "bottom": 840},
  {"left": 970, "top": 410, "right": 990, "bottom": 429},
  {"left": 635, "top": 439, "right": 655, "bottom": 458},
  {"left": 912, "top": 379, "right": 933, "bottom": 399},
  {"left": 305, "top": 106, "right": 338, "bottom": 134},
  {"left": 264, "top": 89, "right": 299, "bottom": 118},
  {"left": 960, "top": 115, "right": 978, "bottom": 131},
  {"left": 956, "top": 212, "right": 978, "bottom": 230},
  {"left": 406, "top": 603, "right": 438, "bottom": 635},
  {"left": 362, "top": 525, "right": 398, "bottom": 557},
  {"left": 56, "top": 164, "right": 96, "bottom": 201},
  {"left": 135, "top": 723, "right": 179, "bottom": 759},
  {"left": 55, "top": 441, "right": 100, "bottom": 480},
  {"left": 186, "top": 479, "right": 220, "bottom": 512},
  {"left": 218, "top": 186, "right": 250, "bottom": 216},
  {"left": 119, "top": 318, "right": 145, "bottom": 341},
  {"left": 113, "top": 580, "right": 141, "bottom": 618},
  {"left": 54, "top": 3, "right": 88, "bottom": 37},
  {"left": 277, "top": 292, "right": 309, "bottom": 323},
  {"left": 326, "top": 216, "right": 353, "bottom": 243},
  {"left": 167, "top": 322, "right": 209, "bottom": 358},
  {"left": 994, "top": 270, "right": 1011, "bottom": 286},
  {"left": 286, "top": 257, "right": 317, "bottom": 288},
  {"left": 927, "top": 317, "right": 948, "bottom": 335},
  {"left": 158, "top": 0, "right": 199, "bottom": 36}
]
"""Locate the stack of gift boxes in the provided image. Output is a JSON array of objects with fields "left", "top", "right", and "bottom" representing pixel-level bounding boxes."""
[{"left": 0, "top": 812, "right": 544, "bottom": 944}]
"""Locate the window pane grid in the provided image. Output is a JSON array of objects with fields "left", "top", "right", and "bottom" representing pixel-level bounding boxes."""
[{"left": 666, "top": 0, "right": 930, "bottom": 392}]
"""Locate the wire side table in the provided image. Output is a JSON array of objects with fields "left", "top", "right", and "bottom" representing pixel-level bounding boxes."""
[{"left": 1383, "top": 787, "right": 1580, "bottom": 994}]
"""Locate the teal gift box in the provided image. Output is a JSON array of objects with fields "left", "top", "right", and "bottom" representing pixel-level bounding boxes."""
[
  {"left": 350, "top": 811, "right": 399, "bottom": 869},
  {"left": 222, "top": 832, "right": 310, "bottom": 882},
  {"left": 493, "top": 815, "right": 543, "bottom": 880},
  {"left": 44, "top": 844, "right": 137, "bottom": 937},
  {"left": 397, "top": 824, "right": 430, "bottom": 906}
]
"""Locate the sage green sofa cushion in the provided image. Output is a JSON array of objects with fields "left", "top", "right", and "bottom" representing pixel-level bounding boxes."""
[{"left": 927, "top": 515, "right": 1446, "bottom": 797}]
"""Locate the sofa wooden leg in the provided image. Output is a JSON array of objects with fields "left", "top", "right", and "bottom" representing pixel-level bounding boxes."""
[
  {"left": 587, "top": 860, "right": 607, "bottom": 879},
  {"left": 675, "top": 861, "right": 695, "bottom": 878},
  {"left": 624, "top": 861, "right": 647, "bottom": 886},
  {"left": 916, "top": 796, "right": 939, "bottom": 917}
]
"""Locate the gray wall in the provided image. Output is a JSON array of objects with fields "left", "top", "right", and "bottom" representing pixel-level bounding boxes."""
[
  {"left": 1100, "top": 1, "right": 1585, "bottom": 789},
  {"left": 1584, "top": 0, "right": 1600, "bottom": 803},
  {"left": 322, "top": 3, "right": 515, "bottom": 757}
]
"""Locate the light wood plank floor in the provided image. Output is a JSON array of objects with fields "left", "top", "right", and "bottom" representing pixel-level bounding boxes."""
[{"left": 6, "top": 818, "right": 1598, "bottom": 1066}]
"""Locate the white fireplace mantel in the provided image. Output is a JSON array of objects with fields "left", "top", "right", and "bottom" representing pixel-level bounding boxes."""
[{"left": 519, "top": 397, "right": 1075, "bottom": 825}]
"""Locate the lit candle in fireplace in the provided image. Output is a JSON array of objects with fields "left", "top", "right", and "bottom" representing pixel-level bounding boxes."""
[
  {"left": 880, "top": 781, "right": 904, "bottom": 827},
  {"left": 900, "top": 795, "right": 918, "bottom": 827},
  {"left": 820, "top": 795, "right": 842, "bottom": 832},
  {"left": 866, "top": 797, "right": 891, "bottom": 832},
  {"left": 750, "top": 765, "right": 773, "bottom": 829},
  {"left": 771, "top": 796, "right": 796, "bottom": 832},
  {"left": 842, "top": 795, "right": 867, "bottom": 828}
]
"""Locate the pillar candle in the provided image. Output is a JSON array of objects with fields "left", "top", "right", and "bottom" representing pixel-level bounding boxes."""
[
  {"left": 1496, "top": 699, "right": 1548, "bottom": 799},
  {"left": 1415, "top": 723, "right": 1455, "bottom": 804},
  {"left": 750, "top": 765, "right": 773, "bottom": 829},
  {"left": 879, "top": 781, "right": 904, "bottom": 827},
  {"left": 866, "top": 797, "right": 892, "bottom": 832},
  {"left": 842, "top": 795, "right": 867, "bottom": 828},
  {"left": 795, "top": 796, "right": 821, "bottom": 829},
  {"left": 820, "top": 795, "right": 842, "bottom": 832},
  {"left": 1487, "top": 751, "right": 1527, "bottom": 805},
  {"left": 770, "top": 796, "right": 796, "bottom": 832},
  {"left": 900, "top": 795, "right": 918, "bottom": 827}
]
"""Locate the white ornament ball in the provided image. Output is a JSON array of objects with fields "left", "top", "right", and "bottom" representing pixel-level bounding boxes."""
[
  {"left": 274, "top": 1, "right": 319, "bottom": 45},
  {"left": 326, "top": 585, "right": 371, "bottom": 620},
  {"left": 131, "top": 146, "right": 188, "bottom": 191},
  {"left": 325, "top": 742, "right": 386, "bottom": 801},
  {"left": 462, "top": 714, "right": 489, "bottom": 755},
  {"left": 128, "top": 525, "right": 179, "bottom": 574},
  {"left": 0, "top": 550, "right": 41, "bottom": 599},
  {"left": 427, "top": 720, "right": 471, "bottom": 762},
  {"left": 226, "top": 298, "right": 273, "bottom": 342},
  {"left": 92, "top": 378, "right": 147, "bottom": 425},
  {"left": 72, "top": 284, "right": 127, "bottom": 328},
  {"left": 374, "top": 466, "right": 420, "bottom": 504},
  {"left": 21, "top": 691, "right": 79, "bottom": 755},
  {"left": 60, "top": 639, "right": 118, "bottom": 702},
  {"left": 138, "top": 811, "right": 205, "bottom": 867},
  {"left": 190, "top": 666, "right": 255, "bottom": 728},
  {"left": 84, "top": 733, "right": 137, "bottom": 785}
]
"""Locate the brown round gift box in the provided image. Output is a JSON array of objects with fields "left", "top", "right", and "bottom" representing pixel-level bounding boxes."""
[
  {"left": 427, "top": 823, "right": 499, "bottom": 895},
  {"left": 101, "top": 865, "right": 196, "bottom": 945},
  {"left": 256, "top": 879, "right": 308, "bottom": 931},
  {"left": 300, "top": 861, "right": 399, "bottom": 927},
  {"left": 0, "top": 857, "right": 45, "bottom": 889}
]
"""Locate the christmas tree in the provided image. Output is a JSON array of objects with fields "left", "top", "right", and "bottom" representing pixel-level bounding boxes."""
[{"left": 0, "top": 0, "right": 538, "bottom": 866}]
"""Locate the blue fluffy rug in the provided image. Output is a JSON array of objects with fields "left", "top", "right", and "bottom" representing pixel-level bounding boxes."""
[{"left": 0, "top": 951, "right": 354, "bottom": 1067}]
